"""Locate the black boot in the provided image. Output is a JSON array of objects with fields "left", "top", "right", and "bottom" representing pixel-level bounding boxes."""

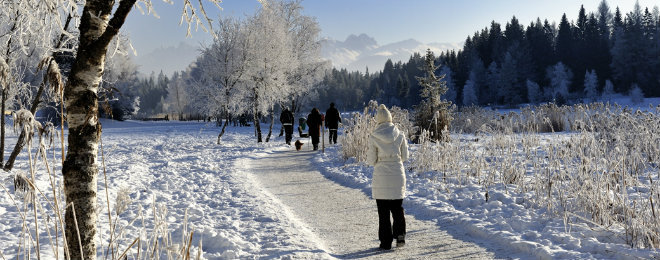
[
  {"left": 396, "top": 235, "right": 405, "bottom": 247},
  {"left": 379, "top": 241, "right": 391, "bottom": 250}
]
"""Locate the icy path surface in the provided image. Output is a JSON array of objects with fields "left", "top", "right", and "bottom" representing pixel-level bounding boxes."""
[{"left": 245, "top": 149, "right": 511, "bottom": 259}]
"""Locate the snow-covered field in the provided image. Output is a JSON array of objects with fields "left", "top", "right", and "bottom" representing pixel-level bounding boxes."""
[{"left": 0, "top": 111, "right": 659, "bottom": 259}]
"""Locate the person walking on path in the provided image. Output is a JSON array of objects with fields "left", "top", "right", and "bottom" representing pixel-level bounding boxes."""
[
  {"left": 280, "top": 107, "right": 295, "bottom": 145},
  {"left": 325, "top": 103, "right": 341, "bottom": 144},
  {"left": 367, "top": 104, "right": 409, "bottom": 250},
  {"left": 306, "top": 108, "right": 323, "bottom": 150}
]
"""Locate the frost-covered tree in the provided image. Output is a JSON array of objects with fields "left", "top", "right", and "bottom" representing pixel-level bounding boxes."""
[
  {"left": 526, "top": 79, "right": 541, "bottom": 104},
  {"left": 192, "top": 0, "right": 325, "bottom": 143},
  {"left": 278, "top": 0, "right": 329, "bottom": 115},
  {"left": 163, "top": 71, "right": 189, "bottom": 120},
  {"left": 0, "top": 0, "right": 76, "bottom": 169},
  {"left": 236, "top": 0, "right": 328, "bottom": 143},
  {"left": 244, "top": 3, "right": 293, "bottom": 142},
  {"left": 462, "top": 79, "right": 478, "bottom": 106},
  {"left": 602, "top": 79, "right": 615, "bottom": 97},
  {"left": 546, "top": 62, "right": 573, "bottom": 103},
  {"left": 195, "top": 16, "right": 250, "bottom": 143},
  {"left": 583, "top": 69, "right": 599, "bottom": 101},
  {"left": 630, "top": 83, "right": 644, "bottom": 103},
  {"left": 439, "top": 65, "right": 456, "bottom": 103},
  {"left": 462, "top": 71, "right": 479, "bottom": 106}
]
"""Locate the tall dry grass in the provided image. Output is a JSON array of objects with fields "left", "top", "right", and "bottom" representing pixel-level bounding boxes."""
[
  {"left": 340, "top": 100, "right": 415, "bottom": 162},
  {"left": 344, "top": 102, "right": 660, "bottom": 249}
]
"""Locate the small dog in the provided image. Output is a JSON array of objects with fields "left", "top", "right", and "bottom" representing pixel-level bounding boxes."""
[{"left": 294, "top": 140, "right": 304, "bottom": 151}]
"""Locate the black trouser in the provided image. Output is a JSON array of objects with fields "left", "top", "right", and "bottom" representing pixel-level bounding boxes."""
[
  {"left": 311, "top": 134, "right": 319, "bottom": 150},
  {"left": 328, "top": 129, "right": 338, "bottom": 144},
  {"left": 283, "top": 125, "right": 293, "bottom": 144},
  {"left": 376, "top": 199, "right": 405, "bottom": 244}
]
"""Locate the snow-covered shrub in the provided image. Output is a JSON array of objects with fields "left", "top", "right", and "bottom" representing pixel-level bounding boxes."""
[
  {"left": 451, "top": 106, "right": 500, "bottom": 134},
  {"left": 389, "top": 106, "right": 416, "bottom": 140}
]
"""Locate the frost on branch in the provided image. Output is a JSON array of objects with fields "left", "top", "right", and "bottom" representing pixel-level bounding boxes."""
[{"left": 12, "top": 109, "right": 42, "bottom": 146}]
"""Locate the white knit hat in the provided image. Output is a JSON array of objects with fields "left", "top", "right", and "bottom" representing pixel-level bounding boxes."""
[{"left": 375, "top": 104, "right": 392, "bottom": 123}]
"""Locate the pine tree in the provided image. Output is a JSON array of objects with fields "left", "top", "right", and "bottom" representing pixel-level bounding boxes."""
[
  {"left": 526, "top": 19, "right": 555, "bottom": 83},
  {"left": 440, "top": 65, "right": 457, "bottom": 103},
  {"left": 547, "top": 62, "right": 573, "bottom": 103},
  {"left": 611, "top": 2, "right": 653, "bottom": 95},
  {"left": 485, "top": 61, "right": 501, "bottom": 105},
  {"left": 583, "top": 69, "right": 599, "bottom": 101},
  {"left": 488, "top": 21, "right": 505, "bottom": 64},
  {"left": 602, "top": 79, "right": 615, "bottom": 98},
  {"left": 596, "top": 0, "right": 613, "bottom": 80},
  {"left": 556, "top": 14, "right": 574, "bottom": 68},
  {"left": 462, "top": 75, "right": 478, "bottom": 106},
  {"left": 396, "top": 73, "right": 410, "bottom": 107},
  {"left": 597, "top": 0, "right": 613, "bottom": 35},
  {"left": 500, "top": 52, "right": 521, "bottom": 105},
  {"left": 415, "top": 49, "right": 453, "bottom": 141},
  {"left": 505, "top": 16, "right": 525, "bottom": 46}
]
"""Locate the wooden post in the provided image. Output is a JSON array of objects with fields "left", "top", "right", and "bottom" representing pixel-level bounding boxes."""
[{"left": 322, "top": 118, "right": 325, "bottom": 153}]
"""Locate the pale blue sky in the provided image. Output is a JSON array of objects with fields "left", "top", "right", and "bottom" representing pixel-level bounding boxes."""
[{"left": 123, "top": 0, "right": 658, "bottom": 70}]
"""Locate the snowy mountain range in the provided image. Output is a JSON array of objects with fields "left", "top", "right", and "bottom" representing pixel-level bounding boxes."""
[
  {"left": 321, "top": 33, "right": 460, "bottom": 72},
  {"left": 134, "top": 33, "right": 460, "bottom": 76}
]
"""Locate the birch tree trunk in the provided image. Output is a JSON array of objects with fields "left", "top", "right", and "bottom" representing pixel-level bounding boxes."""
[
  {"left": 265, "top": 109, "right": 274, "bottom": 142},
  {"left": 1, "top": 88, "right": 6, "bottom": 167},
  {"left": 62, "top": 1, "right": 135, "bottom": 259},
  {"left": 217, "top": 111, "right": 230, "bottom": 144},
  {"left": 253, "top": 88, "right": 262, "bottom": 143}
]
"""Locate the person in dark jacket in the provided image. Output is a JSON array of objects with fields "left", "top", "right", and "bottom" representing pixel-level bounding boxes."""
[
  {"left": 280, "top": 107, "right": 294, "bottom": 145},
  {"left": 325, "top": 103, "right": 341, "bottom": 144},
  {"left": 306, "top": 108, "right": 323, "bottom": 150}
]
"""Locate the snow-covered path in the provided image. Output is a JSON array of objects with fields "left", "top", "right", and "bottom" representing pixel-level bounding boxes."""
[{"left": 245, "top": 148, "right": 511, "bottom": 259}]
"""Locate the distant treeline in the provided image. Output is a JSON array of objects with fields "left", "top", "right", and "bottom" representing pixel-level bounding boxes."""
[{"left": 318, "top": 1, "right": 659, "bottom": 111}]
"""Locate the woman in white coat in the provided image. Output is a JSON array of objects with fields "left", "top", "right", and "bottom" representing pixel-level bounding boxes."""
[{"left": 367, "top": 104, "right": 409, "bottom": 250}]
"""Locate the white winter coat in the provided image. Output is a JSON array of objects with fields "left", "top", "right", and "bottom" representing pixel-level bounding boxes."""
[{"left": 367, "top": 122, "right": 409, "bottom": 199}]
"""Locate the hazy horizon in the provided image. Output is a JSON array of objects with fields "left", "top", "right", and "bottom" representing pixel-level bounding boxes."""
[{"left": 125, "top": 0, "right": 659, "bottom": 76}]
